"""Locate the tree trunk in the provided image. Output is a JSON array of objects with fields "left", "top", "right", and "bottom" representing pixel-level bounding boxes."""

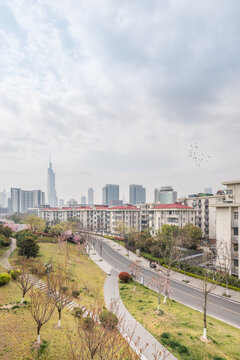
[
  {"left": 37, "top": 325, "right": 41, "bottom": 344},
  {"left": 226, "top": 277, "right": 229, "bottom": 296},
  {"left": 58, "top": 309, "right": 61, "bottom": 327},
  {"left": 203, "top": 291, "right": 207, "bottom": 340}
]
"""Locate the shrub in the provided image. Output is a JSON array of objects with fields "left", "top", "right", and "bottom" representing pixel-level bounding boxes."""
[
  {"left": 0, "top": 234, "right": 10, "bottom": 247},
  {"left": 72, "top": 290, "right": 80, "bottom": 298},
  {"left": 118, "top": 272, "right": 131, "bottom": 283},
  {"left": 61, "top": 286, "right": 68, "bottom": 293},
  {"left": 99, "top": 310, "right": 118, "bottom": 329},
  {"left": 161, "top": 332, "right": 170, "bottom": 339},
  {"left": 0, "top": 225, "right": 12, "bottom": 238},
  {"left": 72, "top": 307, "right": 83, "bottom": 318},
  {"left": 10, "top": 269, "right": 20, "bottom": 280},
  {"left": 18, "top": 236, "right": 40, "bottom": 258},
  {"left": 0, "top": 273, "right": 11, "bottom": 286},
  {"left": 82, "top": 316, "right": 95, "bottom": 331}
]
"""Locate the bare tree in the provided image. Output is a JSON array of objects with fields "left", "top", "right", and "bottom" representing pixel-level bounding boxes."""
[
  {"left": 67, "top": 299, "right": 149, "bottom": 360},
  {"left": 128, "top": 260, "right": 143, "bottom": 291},
  {"left": 201, "top": 256, "right": 218, "bottom": 341},
  {"left": 217, "top": 241, "right": 232, "bottom": 296},
  {"left": 48, "top": 265, "right": 72, "bottom": 327},
  {"left": 12, "top": 257, "right": 42, "bottom": 304},
  {"left": 156, "top": 231, "right": 181, "bottom": 303},
  {"left": 149, "top": 275, "right": 165, "bottom": 313},
  {"left": 29, "top": 289, "right": 55, "bottom": 344}
]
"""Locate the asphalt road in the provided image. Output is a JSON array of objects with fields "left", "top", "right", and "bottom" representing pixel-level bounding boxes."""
[{"left": 93, "top": 237, "right": 240, "bottom": 329}]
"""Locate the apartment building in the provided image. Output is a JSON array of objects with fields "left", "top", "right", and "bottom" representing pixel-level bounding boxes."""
[
  {"left": 215, "top": 180, "right": 240, "bottom": 278},
  {"left": 148, "top": 203, "right": 195, "bottom": 235},
  {"left": 180, "top": 192, "right": 226, "bottom": 241},
  {"left": 39, "top": 204, "right": 140, "bottom": 234}
]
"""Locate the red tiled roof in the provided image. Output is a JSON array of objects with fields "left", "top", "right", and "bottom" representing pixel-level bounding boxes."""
[
  {"left": 110, "top": 205, "right": 140, "bottom": 210},
  {"left": 152, "top": 203, "right": 193, "bottom": 210},
  {"left": 76, "top": 206, "right": 92, "bottom": 210}
]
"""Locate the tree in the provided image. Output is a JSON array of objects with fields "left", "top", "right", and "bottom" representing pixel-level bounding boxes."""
[
  {"left": 12, "top": 257, "right": 41, "bottom": 303},
  {"left": 201, "top": 255, "right": 218, "bottom": 341},
  {"left": 67, "top": 300, "right": 145, "bottom": 360},
  {"left": 181, "top": 224, "right": 202, "bottom": 249},
  {"left": 217, "top": 242, "right": 232, "bottom": 297},
  {"left": 155, "top": 226, "right": 181, "bottom": 303},
  {"left": 18, "top": 236, "right": 40, "bottom": 258},
  {"left": 29, "top": 289, "right": 55, "bottom": 344},
  {"left": 128, "top": 260, "right": 143, "bottom": 291},
  {"left": 25, "top": 215, "right": 46, "bottom": 233},
  {"left": 150, "top": 275, "right": 165, "bottom": 313},
  {"left": 48, "top": 265, "right": 72, "bottom": 327},
  {"left": 0, "top": 224, "right": 12, "bottom": 238}
]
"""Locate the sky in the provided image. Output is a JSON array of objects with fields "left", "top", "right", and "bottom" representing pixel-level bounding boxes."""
[{"left": 1, "top": 0, "right": 240, "bottom": 204}]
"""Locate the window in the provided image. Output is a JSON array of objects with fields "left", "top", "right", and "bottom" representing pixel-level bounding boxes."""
[
  {"left": 234, "top": 227, "right": 239, "bottom": 236},
  {"left": 234, "top": 243, "right": 238, "bottom": 252},
  {"left": 234, "top": 212, "right": 238, "bottom": 220},
  {"left": 226, "top": 189, "right": 233, "bottom": 194},
  {"left": 234, "top": 259, "right": 239, "bottom": 267},
  {"left": 169, "top": 211, "right": 172, "bottom": 215}
]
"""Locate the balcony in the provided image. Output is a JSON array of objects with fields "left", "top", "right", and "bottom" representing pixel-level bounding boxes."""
[
  {"left": 231, "top": 250, "right": 239, "bottom": 259},
  {"left": 231, "top": 267, "right": 238, "bottom": 276},
  {"left": 231, "top": 219, "right": 238, "bottom": 228},
  {"left": 232, "top": 235, "right": 238, "bottom": 243}
]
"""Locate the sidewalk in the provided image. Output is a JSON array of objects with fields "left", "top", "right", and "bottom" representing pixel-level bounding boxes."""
[
  {"left": 100, "top": 237, "right": 240, "bottom": 303},
  {"left": 104, "top": 270, "right": 177, "bottom": 360},
  {"left": 0, "top": 237, "right": 16, "bottom": 271}
]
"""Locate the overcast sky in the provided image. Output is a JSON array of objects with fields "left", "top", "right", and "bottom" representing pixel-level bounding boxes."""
[{"left": 1, "top": 0, "right": 240, "bottom": 204}]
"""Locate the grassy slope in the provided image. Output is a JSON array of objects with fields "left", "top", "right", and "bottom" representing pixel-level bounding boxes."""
[
  {"left": 0, "top": 243, "right": 106, "bottom": 360},
  {"left": 120, "top": 281, "right": 240, "bottom": 360}
]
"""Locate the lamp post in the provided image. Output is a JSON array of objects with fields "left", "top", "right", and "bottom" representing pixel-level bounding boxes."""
[{"left": 44, "top": 263, "right": 52, "bottom": 296}]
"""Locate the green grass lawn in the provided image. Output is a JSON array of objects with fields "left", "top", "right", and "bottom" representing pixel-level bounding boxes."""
[
  {"left": 38, "top": 242, "right": 106, "bottom": 306},
  {"left": 119, "top": 281, "right": 240, "bottom": 360},
  {"left": 0, "top": 243, "right": 107, "bottom": 359}
]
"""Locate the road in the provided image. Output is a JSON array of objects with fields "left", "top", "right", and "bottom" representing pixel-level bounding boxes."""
[{"left": 93, "top": 237, "right": 240, "bottom": 329}]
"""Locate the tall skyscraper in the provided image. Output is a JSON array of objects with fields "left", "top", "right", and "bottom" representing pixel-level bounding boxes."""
[
  {"left": 47, "top": 160, "right": 58, "bottom": 207},
  {"left": 129, "top": 184, "right": 146, "bottom": 204},
  {"left": 10, "top": 188, "right": 45, "bottom": 212},
  {"left": 102, "top": 184, "right": 119, "bottom": 205},
  {"left": 154, "top": 186, "right": 177, "bottom": 204},
  {"left": 88, "top": 188, "right": 94, "bottom": 205},
  {"left": 0, "top": 189, "right": 7, "bottom": 208},
  {"left": 81, "top": 196, "right": 86, "bottom": 204}
]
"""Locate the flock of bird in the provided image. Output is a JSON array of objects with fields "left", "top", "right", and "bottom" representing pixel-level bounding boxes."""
[{"left": 186, "top": 143, "right": 211, "bottom": 167}]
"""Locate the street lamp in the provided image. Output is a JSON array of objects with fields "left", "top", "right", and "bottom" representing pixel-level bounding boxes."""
[{"left": 44, "top": 263, "right": 52, "bottom": 296}]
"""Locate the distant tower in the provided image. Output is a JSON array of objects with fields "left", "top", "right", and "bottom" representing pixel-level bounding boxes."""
[
  {"left": 47, "top": 160, "right": 58, "bottom": 207},
  {"left": 81, "top": 196, "right": 86, "bottom": 205},
  {"left": 88, "top": 188, "right": 94, "bottom": 205}
]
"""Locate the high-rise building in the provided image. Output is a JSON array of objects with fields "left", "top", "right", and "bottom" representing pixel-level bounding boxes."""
[
  {"left": 88, "top": 188, "right": 94, "bottom": 205},
  {"left": 154, "top": 186, "right": 177, "bottom": 204},
  {"left": 129, "top": 184, "right": 146, "bottom": 204},
  {"left": 47, "top": 160, "right": 58, "bottom": 207},
  {"left": 59, "top": 199, "right": 64, "bottom": 206},
  {"left": 0, "top": 189, "right": 7, "bottom": 208},
  {"left": 204, "top": 187, "right": 213, "bottom": 195},
  {"left": 81, "top": 196, "right": 86, "bottom": 205},
  {"left": 102, "top": 184, "right": 119, "bottom": 205},
  {"left": 10, "top": 188, "right": 45, "bottom": 213}
]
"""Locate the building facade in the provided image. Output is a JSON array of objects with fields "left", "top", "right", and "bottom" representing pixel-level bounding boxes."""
[
  {"left": 154, "top": 186, "right": 177, "bottom": 204},
  {"left": 47, "top": 161, "right": 58, "bottom": 207},
  {"left": 102, "top": 184, "right": 119, "bottom": 205},
  {"left": 10, "top": 188, "right": 45, "bottom": 213},
  {"left": 88, "top": 188, "right": 94, "bottom": 205},
  {"left": 129, "top": 184, "right": 146, "bottom": 204}
]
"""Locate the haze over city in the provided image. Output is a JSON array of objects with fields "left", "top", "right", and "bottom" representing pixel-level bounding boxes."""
[{"left": 1, "top": 0, "right": 240, "bottom": 202}]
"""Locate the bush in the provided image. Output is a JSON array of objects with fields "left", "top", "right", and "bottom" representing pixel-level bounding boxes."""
[
  {"left": 61, "top": 286, "right": 68, "bottom": 293},
  {"left": 0, "top": 234, "right": 10, "bottom": 247},
  {"left": 99, "top": 310, "right": 118, "bottom": 329},
  {"left": 0, "top": 225, "right": 12, "bottom": 238},
  {"left": 72, "top": 307, "right": 83, "bottom": 318},
  {"left": 161, "top": 332, "right": 170, "bottom": 339},
  {"left": 10, "top": 269, "right": 20, "bottom": 280},
  {"left": 72, "top": 290, "right": 80, "bottom": 298},
  {"left": 118, "top": 272, "right": 131, "bottom": 283},
  {"left": 0, "top": 273, "right": 11, "bottom": 286},
  {"left": 82, "top": 316, "right": 95, "bottom": 331}
]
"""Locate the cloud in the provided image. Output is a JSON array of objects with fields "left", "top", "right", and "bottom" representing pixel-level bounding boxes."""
[{"left": 0, "top": 0, "right": 240, "bottom": 202}]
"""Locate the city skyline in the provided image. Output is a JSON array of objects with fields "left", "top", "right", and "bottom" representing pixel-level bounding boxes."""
[{"left": 1, "top": 1, "right": 240, "bottom": 203}]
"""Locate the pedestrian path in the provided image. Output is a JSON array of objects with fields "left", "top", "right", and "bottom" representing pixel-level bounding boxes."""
[
  {"left": 0, "top": 237, "right": 16, "bottom": 271},
  {"left": 104, "top": 269, "right": 177, "bottom": 360}
]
